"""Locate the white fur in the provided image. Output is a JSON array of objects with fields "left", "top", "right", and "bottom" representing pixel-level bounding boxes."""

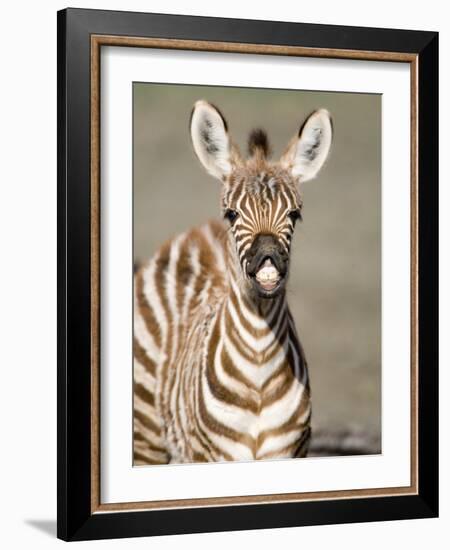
[
  {"left": 134, "top": 392, "right": 161, "bottom": 427},
  {"left": 134, "top": 359, "right": 156, "bottom": 392},
  {"left": 165, "top": 233, "right": 185, "bottom": 361},
  {"left": 281, "top": 108, "right": 333, "bottom": 182},
  {"left": 181, "top": 244, "right": 201, "bottom": 324},
  {"left": 223, "top": 330, "right": 287, "bottom": 389},
  {"left": 197, "top": 376, "right": 255, "bottom": 461},
  {"left": 190, "top": 100, "right": 232, "bottom": 179},
  {"left": 142, "top": 253, "right": 168, "bottom": 345}
]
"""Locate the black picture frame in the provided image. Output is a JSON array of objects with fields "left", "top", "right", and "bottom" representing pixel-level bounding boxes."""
[{"left": 57, "top": 7, "right": 438, "bottom": 541}]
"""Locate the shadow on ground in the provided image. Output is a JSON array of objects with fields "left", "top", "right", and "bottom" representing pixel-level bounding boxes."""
[{"left": 25, "top": 519, "right": 56, "bottom": 538}]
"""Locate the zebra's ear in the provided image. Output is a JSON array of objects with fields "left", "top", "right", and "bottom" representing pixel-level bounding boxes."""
[
  {"left": 280, "top": 109, "right": 333, "bottom": 183},
  {"left": 190, "top": 100, "right": 234, "bottom": 180}
]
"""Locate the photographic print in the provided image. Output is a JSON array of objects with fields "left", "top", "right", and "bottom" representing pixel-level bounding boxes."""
[
  {"left": 58, "top": 9, "right": 438, "bottom": 539},
  {"left": 133, "top": 84, "right": 381, "bottom": 465}
]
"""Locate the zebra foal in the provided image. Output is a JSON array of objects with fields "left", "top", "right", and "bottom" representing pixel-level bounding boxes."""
[{"left": 134, "top": 100, "right": 332, "bottom": 464}]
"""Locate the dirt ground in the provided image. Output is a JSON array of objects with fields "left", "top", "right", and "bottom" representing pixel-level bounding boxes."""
[{"left": 133, "top": 83, "right": 382, "bottom": 452}]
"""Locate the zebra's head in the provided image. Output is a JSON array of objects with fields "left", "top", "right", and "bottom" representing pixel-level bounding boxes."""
[{"left": 190, "top": 100, "right": 332, "bottom": 300}]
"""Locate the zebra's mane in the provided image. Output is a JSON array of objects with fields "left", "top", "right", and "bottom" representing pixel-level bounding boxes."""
[{"left": 247, "top": 128, "right": 272, "bottom": 159}]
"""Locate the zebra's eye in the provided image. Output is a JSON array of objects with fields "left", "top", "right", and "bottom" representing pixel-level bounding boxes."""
[
  {"left": 288, "top": 209, "right": 302, "bottom": 224},
  {"left": 224, "top": 209, "right": 238, "bottom": 224}
]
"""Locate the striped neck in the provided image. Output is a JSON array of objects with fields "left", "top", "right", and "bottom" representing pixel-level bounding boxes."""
[
  {"left": 227, "top": 277, "right": 286, "bottom": 329},
  {"left": 218, "top": 235, "right": 290, "bottom": 376}
]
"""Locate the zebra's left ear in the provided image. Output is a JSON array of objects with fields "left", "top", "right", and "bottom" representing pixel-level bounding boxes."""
[{"left": 280, "top": 109, "right": 333, "bottom": 183}]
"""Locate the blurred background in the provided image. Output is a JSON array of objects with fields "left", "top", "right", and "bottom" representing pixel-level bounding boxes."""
[{"left": 134, "top": 83, "right": 381, "bottom": 456}]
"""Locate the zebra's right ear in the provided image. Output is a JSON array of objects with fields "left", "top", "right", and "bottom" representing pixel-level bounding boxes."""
[{"left": 190, "top": 100, "right": 234, "bottom": 180}]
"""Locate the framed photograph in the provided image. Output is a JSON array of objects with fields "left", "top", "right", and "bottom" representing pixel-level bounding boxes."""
[{"left": 57, "top": 8, "right": 438, "bottom": 541}]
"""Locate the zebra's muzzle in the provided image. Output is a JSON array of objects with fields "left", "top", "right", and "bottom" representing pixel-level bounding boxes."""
[{"left": 246, "top": 234, "right": 288, "bottom": 298}]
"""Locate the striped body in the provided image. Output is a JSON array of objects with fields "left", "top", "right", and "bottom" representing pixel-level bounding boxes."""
[{"left": 134, "top": 220, "right": 311, "bottom": 464}]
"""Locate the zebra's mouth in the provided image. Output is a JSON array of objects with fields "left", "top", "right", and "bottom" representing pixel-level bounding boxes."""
[{"left": 250, "top": 257, "right": 285, "bottom": 297}]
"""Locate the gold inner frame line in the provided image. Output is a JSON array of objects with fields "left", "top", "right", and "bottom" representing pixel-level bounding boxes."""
[{"left": 90, "top": 34, "right": 419, "bottom": 514}]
